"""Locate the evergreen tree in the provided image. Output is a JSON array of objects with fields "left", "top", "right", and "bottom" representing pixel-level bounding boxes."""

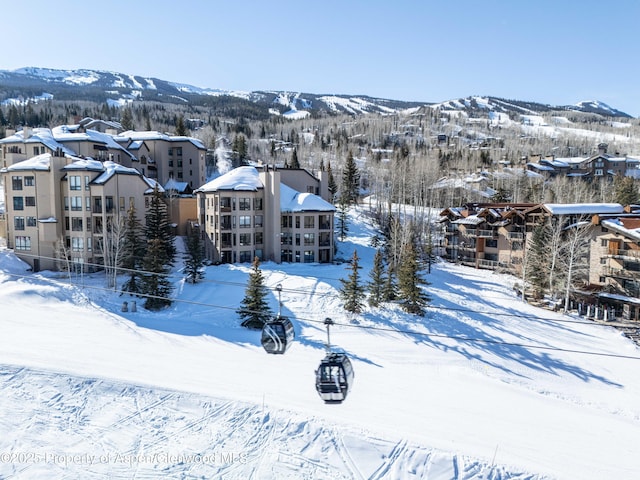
[
  {"left": 184, "top": 225, "right": 205, "bottom": 284},
  {"left": 367, "top": 249, "right": 385, "bottom": 307},
  {"left": 337, "top": 199, "right": 349, "bottom": 241},
  {"left": 121, "top": 107, "right": 134, "bottom": 131},
  {"left": 340, "top": 151, "right": 360, "bottom": 205},
  {"left": 175, "top": 114, "right": 188, "bottom": 136},
  {"left": 232, "top": 134, "right": 247, "bottom": 164},
  {"left": 340, "top": 250, "right": 365, "bottom": 314},
  {"left": 614, "top": 176, "right": 639, "bottom": 205},
  {"left": 121, "top": 204, "right": 146, "bottom": 295},
  {"left": 397, "top": 241, "right": 431, "bottom": 316},
  {"left": 526, "top": 221, "right": 551, "bottom": 298},
  {"left": 290, "top": 147, "right": 300, "bottom": 169},
  {"left": 145, "top": 185, "right": 176, "bottom": 265},
  {"left": 237, "top": 257, "right": 273, "bottom": 329},
  {"left": 382, "top": 267, "right": 398, "bottom": 302},
  {"left": 141, "top": 239, "right": 173, "bottom": 310},
  {"left": 327, "top": 161, "right": 338, "bottom": 202}
]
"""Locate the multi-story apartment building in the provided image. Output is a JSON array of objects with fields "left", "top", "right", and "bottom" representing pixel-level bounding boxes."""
[
  {"left": 0, "top": 119, "right": 207, "bottom": 190},
  {"left": 196, "top": 165, "right": 335, "bottom": 264},
  {"left": 439, "top": 201, "right": 640, "bottom": 320},
  {"left": 0, "top": 151, "right": 155, "bottom": 272}
]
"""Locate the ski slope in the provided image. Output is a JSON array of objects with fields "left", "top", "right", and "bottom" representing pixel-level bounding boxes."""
[{"left": 1, "top": 206, "right": 639, "bottom": 479}]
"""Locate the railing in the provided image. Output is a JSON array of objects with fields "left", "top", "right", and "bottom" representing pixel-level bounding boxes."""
[
  {"left": 478, "top": 259, "right": 498, "bottom": 269},
  {"left": 476, "top": 229, "right": 495, "bottom": 238},
  {"left": 603, "top": 266, "right": 640, "bottom": 279},
  {"left": 508, "top": 232, "right": 524, "bottom": 240},
  {"left": 607, "top": 249, "right": 640, "bottom": 261}
]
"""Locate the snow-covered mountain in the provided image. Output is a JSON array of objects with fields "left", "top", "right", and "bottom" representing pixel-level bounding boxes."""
[{"left": 0, "top": 67, "right": 633, "bottom": 118}]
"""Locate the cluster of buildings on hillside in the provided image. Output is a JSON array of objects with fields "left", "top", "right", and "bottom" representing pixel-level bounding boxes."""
[
  {"left": 526, "top": 143, "right": 640, "bottom": 179},
  {"left": 0, "top": 118, "right": 336, "bottom": 272},
  {"left": 439, "top": 202, "right": 640, "bottom": 321}
]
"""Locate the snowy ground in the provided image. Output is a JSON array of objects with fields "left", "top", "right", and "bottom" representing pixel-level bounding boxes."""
[{"left": 1, "top": 206, "right": 639, "bottom": 479}]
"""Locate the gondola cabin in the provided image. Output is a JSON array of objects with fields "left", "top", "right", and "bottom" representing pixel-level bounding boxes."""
[
  {"left": 261, "top": 316, "right": 295, "bottom": 354},
  {"left": 315, "top": 352, "right": 354, "bottom": 403}
]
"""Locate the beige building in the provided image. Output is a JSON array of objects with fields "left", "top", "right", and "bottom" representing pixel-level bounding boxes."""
[
  {"left": 1, "top": 152, "right": 155, "bottom": 272},
  {"left": 196, "top": 165, "right": 335, "bottom": 264},
  {"left": 0, "top": 120, "right": 207, "bottom": 191}
]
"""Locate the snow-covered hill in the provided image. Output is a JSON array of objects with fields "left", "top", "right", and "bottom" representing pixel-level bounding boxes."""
[
  {"left": 1, "top": 206, "right": 639, "bottom": 479},
  {"left": 0, "top": 67, "right": 633, "bottom": 118}
]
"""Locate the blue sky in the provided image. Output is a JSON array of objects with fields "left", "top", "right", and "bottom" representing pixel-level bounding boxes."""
[{"left": 2, "top": 0, "right": 639, "bottom": 116}]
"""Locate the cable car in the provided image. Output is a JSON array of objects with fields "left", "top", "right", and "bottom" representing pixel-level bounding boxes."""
[
  {"left": 315, "top": 352, "right": 354, "bottom": 404},
  {"left": 261, "top": 315, "right": 295, "bottom": 354}
]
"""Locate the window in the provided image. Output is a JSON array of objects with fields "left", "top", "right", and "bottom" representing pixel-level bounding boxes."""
[
  {"left": 304, "top": 233, "right": 315, "bottom": 246},
  {"left": 239, "top": 198, "right": 251, "bottom": 210},
  {"left": 239, "top": 251, "right": 252, "bottom": 263},
  {"left": 12, "top": 176, "right": 22, "bottom": 191},
  {"left": 254, "top": 215, "right": 263, "bottom": 227},
  {"left": 26, "top": 216, "right": 36, "bottom": 227},
  {"left": 105, "top": 196, "right": 114, "bottom": 213},
  {"left": 304, "top": 250, "right": 315, "bottom": 263},
  {"left": 24, "top": 176, "right": 34, "bottom": 187},
  {"left": 13, "top": 197, "right": 24, "bottom": 210},
  {"left": 86, "top": 197, "right": 91, "bottom": 211},
  {"left": 85, "top": 176, "right": 91, "bottom": 190},
  {"left": 595, "top": 169, "right": 603, "bottom": 176},
  {"left": 72, "top": 217, "right": 83, "bottom": 231},
  {"left": 295, "top": 233, "right": 300, "bottom": 246},
  {"left": 239, "top": 233, "right": 252, "bottom": 246},
  {"left": 281, "top": 232, "right": 292, "bottom": 245},
  {"left": 295, "top": 216, "right": 300, "bottom": 228},
  {"left": 23, "top": 196, "right": 36, "bottom": 207},
  {"left": 168, "top": 148, "right": 173, "bottom": 156},
  {"left": 14, "top": 216, "right": 25, "bottom": 230},
  {"left": 15, "top": 236, "right": 31, "bottom": 251},
  {"left": 176, "top": 147, "right": 182, "bottom": 156},
  {"left": 71, "top": 196, "right": 82, "bottom": 211},
  {"left": 281, "top": 215, "right": 292, "bottom": 228},
  {"left": 87, "top": 238, "right": 92, "bottom": 252},
  {"left": 220, "top": 197, "right": 232, "bottom": 210},
  {"left": 70, "top": 175, "right": 81, "bottom": 190},
  {"left": 64, "top": 197, "right": 69, "bottom": 211},
  {"left": 119, "top": 197, "right": 125, "bottom": 211},
  {"left": 255, "top": 232, "right": 263, "bottom": 245},
  {"left": 239, "top": 216, "right": 251, "bottom": 228},
  {"left": 71, "top": 237, "right": 84, "bottom": 252},
  {"left": 254, "top": 198, "right": 263, "bottom": 210},
  {"left": 86, "top": 217, "right": 92, "bottom": 232},
  {"left": 601, "top": 239, "right": 608, "bottom": 247},
  {"left": 304, "top": 216, "right": 314, "bottom": 228}
]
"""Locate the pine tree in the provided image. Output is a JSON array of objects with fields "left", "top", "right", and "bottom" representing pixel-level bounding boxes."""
[
  {"left": 526, "top": 221, "right": 551, "bottom": 298},
  {"left": 397, "top": 242, "right": 431, "bottom": 316},
  {"left": 141, "top": 239, "right": 173, "bottom": 310},
  {"left": 337, "top": 199, "right": 349, "bottom": 241},
  {"left": 340, "top": 151, "right": 360, "bottom": 205},
  {"left": 184, "top": 225, "right": 205, "bottom": 284},
  {"left": 327, "top": 161, "right": 338, "bottom": 202},
  {"left": 340, "top": 250, "right": 365, "bottom": 314},
  {"left": 382, "top": 267, "right": 398, "bottom": 302},
  {"left": 121, "top": 107, "right": 134, "bottom": 131},
  {"left": 121, "top": 204, "right": 146, "bottom": 295},
  {"left": 290, "top": 147, "right": 300, "bottom": 169},
  {"left": 614, "top": 176, "right": 639, "bottom": 205},
  {"left": 367, "top": 249, "right": 385, "bottom": 307},
  {"left": 237, "top": 257, "right": 273, "bottom": 329},
  {"left": 145, "top": 185, "right": 176, "bottom": 266},
  {"left": 175, "top": 115, "right": 188, "bottom": 136}
]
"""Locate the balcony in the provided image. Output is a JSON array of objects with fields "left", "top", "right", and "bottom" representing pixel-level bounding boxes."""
[
  {"left": 508, "top": 232, "right": 524, "bottom": 240},
  {"left": 607, "top": 249, "right": 640, "bottom": 261},
  {"left": 476, "top": 229, "right": 495, "bottom": 238},
  {"left": 603, "top": 266, "right": 640, "bottom": 280}
]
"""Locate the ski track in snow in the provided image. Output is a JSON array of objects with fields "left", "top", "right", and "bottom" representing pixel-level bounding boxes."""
[{"left": 0, "top": 365, "right": 537, "bottom": 479}]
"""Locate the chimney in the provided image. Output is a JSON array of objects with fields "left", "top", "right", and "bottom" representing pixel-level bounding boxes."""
[
  {"left": 22, "top": 126, "right": 32, "bottom": 139},
  {"left": 598, "top": 143, "right": 608, "bottom": 155}
]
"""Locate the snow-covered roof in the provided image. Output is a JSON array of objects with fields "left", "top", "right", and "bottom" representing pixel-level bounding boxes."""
[
  {"left": 62, "top": 158, "right": 108, "bottom": 172},
  {"left": 117, "top": 130, "right": 206, "bottom": 150},
  {"left": 543, "top": 203, "right": 624, "bottom": 215},
  {"left": 92, "top": 161, "right": 141, "bottom": 184},
  {"left": 197, "top": 166, "right": 262, "bottom": 192},
  {"left": 164, "top": 178, "right": 190, "bottom": 193},
  {"left": 453, "top": 215, "right": 484, "bottom": 225},
  {"left": 601, "top": 218, "right": 640, "bottom": 242},
  {"left": 196, "top": 166, "right": 334, "bottom": 212},
  {"left": 280, "top": 183, "right": 335, "bottom": 213},
  {"left": 0, "top": 127, "right": 75, "bottom": 156},
  {"left": 1, "top": 153, "right": 54, "bottom": 172}
]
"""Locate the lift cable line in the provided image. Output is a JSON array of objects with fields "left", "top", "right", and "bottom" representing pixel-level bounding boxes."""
[
  {"left": 1, "top": 253, "right": 617, "bottom": 328},
  {"left": 2, "top": 270, "right": 639, "bottom": 361}
]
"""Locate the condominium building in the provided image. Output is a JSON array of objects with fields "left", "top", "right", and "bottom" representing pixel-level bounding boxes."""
[
  {"left": 0, "top": 152, "right": 155, "bottom": 272},
  {"left": 196, "top": 165, "right": 335, "bottom": 264}
]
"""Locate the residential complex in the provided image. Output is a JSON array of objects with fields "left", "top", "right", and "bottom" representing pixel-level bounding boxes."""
[
  {"left": 439, "top": 202, "right": 640, "bottom": 320},
  {"left": 196, "top": 165, "right": 335, "bottom": 264}
]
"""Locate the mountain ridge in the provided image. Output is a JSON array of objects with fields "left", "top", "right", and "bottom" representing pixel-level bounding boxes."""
[{"left": 0, "top": 66, "right": 633, "bottom": 119}]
